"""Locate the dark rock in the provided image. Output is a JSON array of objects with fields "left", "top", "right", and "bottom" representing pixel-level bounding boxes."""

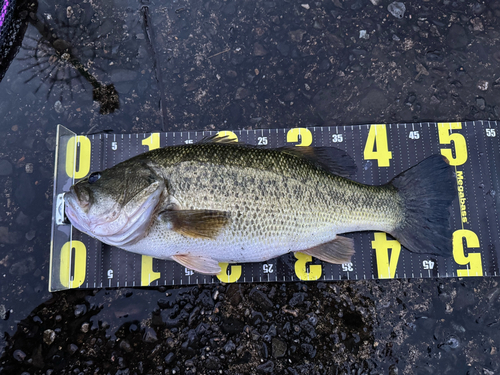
[
  {"left": 0, "top": 160, "right": 13, "bottom": 176},
  {"left": 164, "top": 352, "right": 175, "bottom": 364},
  {"left": 224, "top": 340, "right": 236, "bottom": 353},
  {"left": 277, "top": 42, "right": 290, "bottom": 56},
  {"left": 438, "top": 335, "right": 460, "bottom": 352},
  {"left": 388, "top": 2, "right": 406, "bottom": 19},
  {"left": 25, "top": 229, "right": 36, "bottom": 241},
  {"left": 196, "top": 289, "right": 214, "bottom": 308},
  {"left": 301, "top": 343, "right": 317, "bottom": 358},
  {"left": 476, "top": 97, "right": 486, "bottom": 111},
  {"left": 119, "top": 340, "right": 133, "bottom": 353},
  {"left": 9, "top": 257, "right": 35, "bottom": 276},
  {"left": 74, "top": 304, "right": 87, "bottom": 317},
  {"left": 306, "top": 313, "right": 319, "bottom": 326},
  {"left": 256, "top": 360, "right": 274, "bottom": 373},
  {"left": 226, "top": 284, "right": 243, "bottom": 306},
  {"left": 472, "top": 2, "right": 486, "bottom": 15},
  {"left": 289, "top": 29, "right": 306, "bottom": 43},
  {"left": 143, "top": 327, "right": 158, "bottom": 343},
  {"left": 250, "top": 311, "right": 265, "bottom": 325},
  {"left": 249, "top": 288, "right": 274, "bottom": 311},
  {"left": 13, "top": 349, "right": 26, "bottom": 362},
  {"left": 235, "top": 87, "right": 250, "bottom": 100},
  {"left": 157, "top": 298, "right": 175, "bottom": 309},
  {"left": 0, "top": 304, "right": 7, "bottom": 320},
  {"left": 31, "top": 345, "right": 44, "bottom": 368},
  {"left": 205, "top": 356, "right": 220, "bottom": 370},
  {"left": 221, "top": 317, "right": 245, "bottom": 335},
  {"left": 272, "top": 337, "right": 287, "bottom": 358},
  {"left": 162, "top": 310, "right": 188, "bottom": 327},
  {"left": 45, "top": 136, "right": 57, "bottom": 151},
  {"left": 14, "top": 211, "right": 30, "bottom": 227},
  {"left": 68, "top": 343, "right": 78, "bottom": 354},
  {"left": 319, "top": 59, "right": 331, "bottom": 71},
  {"left": 254, "top": 42, "right": 268, "bottom": 56},
  {"left": 289, "top": 292, "right": 306, "bottom": 307},
  {"left": 0, "top": 227, "right": 22, "bottom": 245},
  {"left": 447, "top": 24, "right": 468, "bottom": 49},
  {"left": 188, "top": 305, "right": 201, "bottom": 326}
]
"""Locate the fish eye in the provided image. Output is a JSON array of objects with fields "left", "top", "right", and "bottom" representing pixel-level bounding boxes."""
[{"left": 88, "top": 172, "right": 101, "bottom": 184}]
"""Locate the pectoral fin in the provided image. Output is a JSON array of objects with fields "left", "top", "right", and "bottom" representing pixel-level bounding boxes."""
[
  {"left": 159, "top": 210, "right": 230, "bottom": 239},
  {"left": 300, "top": 236, "right": 355, "bottom": 264},
  {"left": 172, "top": 254, "right": 222, "bottom": 275}
]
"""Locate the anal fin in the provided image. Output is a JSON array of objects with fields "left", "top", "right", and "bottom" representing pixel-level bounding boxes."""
[
  {"left": 172, "top": 254, "right": 222, "bottom": 275},
  {"left": 300, "top": 236, "right": 355, "bottom": 264}
]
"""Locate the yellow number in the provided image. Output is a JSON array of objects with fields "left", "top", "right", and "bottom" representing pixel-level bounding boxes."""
[
  {"left": 438, "top": 123, "right": 467, "bottom": 166},
  {"left": 217, "top": 131, "right": 239, "bottom": 142},
  {"left": 142, "top": 133, "right": 160, "bottom": 150},
  {"left": 364, "top": 124, "right": 392, "bottom": 167},
  {"left": 60, "top": 241, "right": 87, "bottom": 288},
  {"left": 141, "top": 255, "right": 161, "bottom": 286},
  {"left": 373, "top": 232, "right": 401, "bottom": 278},
  {"left": 286, "top": 128, "right": 312, "bottom": 147},
  {"left": 294, "top": 252, "right": 322, "bottom": 280},
  {"left": 453, "top": 229, "right": 483, "bottom": 276},
  {"left": 65, "top": 136, "right": 91, "bottom": 179},
  {"left": 216, "top": 263, "right": 242, "bottom": 283}
]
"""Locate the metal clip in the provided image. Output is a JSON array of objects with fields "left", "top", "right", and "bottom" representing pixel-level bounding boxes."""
[{"left": 55, "top": 193, "right": 68, "bottom": 225}]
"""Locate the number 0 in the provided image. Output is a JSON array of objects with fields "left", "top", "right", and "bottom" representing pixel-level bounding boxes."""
[{"left": 65, "top": 136, "right": 91, "bottom": 179}]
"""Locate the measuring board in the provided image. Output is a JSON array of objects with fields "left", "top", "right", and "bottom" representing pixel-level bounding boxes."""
[{"left": 49, "top": 121, "right": 500, "bottom": 291}]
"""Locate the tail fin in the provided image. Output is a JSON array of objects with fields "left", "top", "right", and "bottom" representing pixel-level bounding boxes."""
[{"left": 390, "top": 155, "right": 455, "bottom": 257}]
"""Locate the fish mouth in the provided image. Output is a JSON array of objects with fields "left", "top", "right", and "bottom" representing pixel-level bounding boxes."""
[
  {"left": 64, "top": 190, "right": 93, "bottom": 235},
  {"left": 65, "top": 181, "right": 163, "bottom": 247}
]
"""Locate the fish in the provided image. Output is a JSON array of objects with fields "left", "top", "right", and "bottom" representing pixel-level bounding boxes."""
[{"left": 64, "top": 136, "right": 456, "bottom": 275}]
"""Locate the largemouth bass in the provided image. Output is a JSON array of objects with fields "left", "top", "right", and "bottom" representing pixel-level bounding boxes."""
[{"left": 64, "top": 137, "right": 455, "bottom": 275}]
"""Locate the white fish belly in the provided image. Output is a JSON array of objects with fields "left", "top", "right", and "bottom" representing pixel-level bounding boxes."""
[{"left": 124, "top": 221, "right": 343, "bottom": 263}]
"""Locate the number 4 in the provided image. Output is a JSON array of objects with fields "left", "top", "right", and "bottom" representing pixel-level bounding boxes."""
[{"left": 364, "top": 125, "right": 392, "bottom": 167}]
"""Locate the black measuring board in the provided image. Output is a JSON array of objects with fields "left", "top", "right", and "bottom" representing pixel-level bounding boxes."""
[{"left": 49, "top": 121, "right": 500, "bottom": 291}]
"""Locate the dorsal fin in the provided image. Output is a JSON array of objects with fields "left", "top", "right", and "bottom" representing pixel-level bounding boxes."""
[
  {"left": 197, "top": 134, "right": 239, "bottom": 144},
  {"left": 278, "top": 146, "right": 357, "bottom": 177},
  {"left": 197, "top": 135, "right": 357, "bottom": 177}
]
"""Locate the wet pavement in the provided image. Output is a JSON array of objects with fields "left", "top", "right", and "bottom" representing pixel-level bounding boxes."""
[{"left": 0, "top": 0, "right": 500, "bottom": 374}]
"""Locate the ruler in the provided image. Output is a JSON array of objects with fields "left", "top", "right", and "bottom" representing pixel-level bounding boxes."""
[{"left": 49, "top": 121, "right": 500, "bottom": 291}]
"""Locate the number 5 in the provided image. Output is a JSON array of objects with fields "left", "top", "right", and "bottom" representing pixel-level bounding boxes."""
[{"left": 438, "top": 123, "right": 467, "bottom": 166}]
